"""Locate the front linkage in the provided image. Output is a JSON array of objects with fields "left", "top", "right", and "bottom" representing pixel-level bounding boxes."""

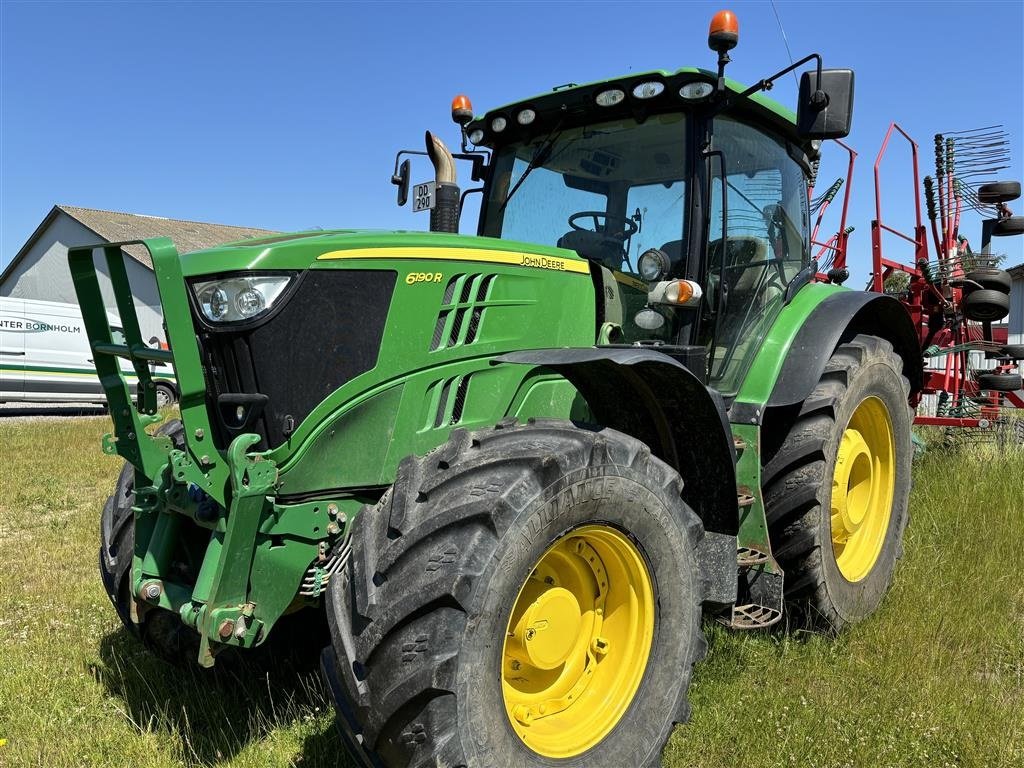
[{"left": 70, "top": 238, "right": 343, "bottom": 666}]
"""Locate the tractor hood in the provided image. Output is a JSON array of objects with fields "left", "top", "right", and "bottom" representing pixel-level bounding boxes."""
[
  {"left": 177, "top": 229, "right": 592, "bottom": 279},
  {"left": 172, "top": 227, "right": 598, "bottom": 463}
]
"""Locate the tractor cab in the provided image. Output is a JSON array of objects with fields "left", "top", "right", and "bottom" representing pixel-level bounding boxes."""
[
  {"left": 393, "top": 12, "right": 853, "bottom": 394},
  {"left": 474, "top": 104, "right": 814, "bottom": 391}
]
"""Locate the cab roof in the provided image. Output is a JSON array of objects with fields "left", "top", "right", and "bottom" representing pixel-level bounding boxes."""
[{"left": 466, "top": 67, "right": 798, "bottom": 148}]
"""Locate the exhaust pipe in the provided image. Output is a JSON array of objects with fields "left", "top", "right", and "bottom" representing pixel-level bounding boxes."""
[{"left": 425, "top": 131, "right": 460, "bottom": 233}]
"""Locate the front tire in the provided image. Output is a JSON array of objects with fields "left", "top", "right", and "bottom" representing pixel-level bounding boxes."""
[
  {"left": 762, "top": 335, "right": 913, "bottom": 631},
  {"left": 99, "top": 420, "right": 197, "bottom": 661},
  {"left": 323, "top": 419, "right": 707, "bottom": 767}
]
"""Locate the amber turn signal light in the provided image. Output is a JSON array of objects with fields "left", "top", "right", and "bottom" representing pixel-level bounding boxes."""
[{"left": 666, "top": 280, "right": 695, "bottom": 304}]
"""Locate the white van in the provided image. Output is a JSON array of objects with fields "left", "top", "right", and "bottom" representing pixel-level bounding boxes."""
[{"left": 0, "top": 297, "right": 178, "bottom": 406}]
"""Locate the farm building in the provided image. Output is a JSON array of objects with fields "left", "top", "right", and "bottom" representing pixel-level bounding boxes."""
[
  {"left": 1, "top": 205, "right": 275, "bottom": 342},
  {"left": 1010, "top": 262, "right": 1024, "bottom": 346}
]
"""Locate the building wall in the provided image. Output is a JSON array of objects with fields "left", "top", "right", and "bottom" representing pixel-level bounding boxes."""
[
  {"left": 1010, "top": 272, "right": 1023, "bottom": 345},
  {"left": 0, "top": 212, "right": 165, "bottom": 342}
]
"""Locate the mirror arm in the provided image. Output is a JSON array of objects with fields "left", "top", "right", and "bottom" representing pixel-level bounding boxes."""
[
  {"left": 715, "top": 52, "right": 826, "bottom": 115},
  {"left": 391, "top": 147, "right": 491, "bottom": 208},
  {"left": 452, "top": 151, "right": 492, "bottom": 183},
  {"left": 391, "top": 149, "right": 430, "bottom": 185}
]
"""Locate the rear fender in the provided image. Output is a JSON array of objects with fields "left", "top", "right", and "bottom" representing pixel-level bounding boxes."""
[{"left": 732, "top": 289, "right": 921, "bottom": 422}]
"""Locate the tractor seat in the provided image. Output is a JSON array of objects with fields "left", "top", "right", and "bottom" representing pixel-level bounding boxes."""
[
  {"left": 708, "top": 236, "right": 770, "bottom": 295},
  {"left": 659, "top": 236, "right": 771, "bottom": 294}
]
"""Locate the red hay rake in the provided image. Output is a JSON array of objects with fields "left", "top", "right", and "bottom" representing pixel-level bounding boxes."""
[{"left": 812, "top": 122, "right": 1024, "bottom": 439}]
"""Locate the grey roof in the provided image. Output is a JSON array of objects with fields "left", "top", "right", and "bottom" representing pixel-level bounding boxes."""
[
  {"left": 1007, "top": 262, "right": 1024, "bottom": 278},
  {"left": 2, "top": 204, "right": 277, "bottom": 282},
  {"left": 57, "top": 205, "right": 278, "bottom": 268}
]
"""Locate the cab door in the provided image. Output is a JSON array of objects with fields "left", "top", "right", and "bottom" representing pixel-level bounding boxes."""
[
  {"left": 0, "top": 299, "right": 25, "bottom": 401},
  {"left": 703, "top": 116, "right": 811, "bottom": 396}
]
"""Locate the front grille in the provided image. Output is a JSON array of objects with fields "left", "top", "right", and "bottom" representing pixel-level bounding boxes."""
[{"left": 196, "top": 270, "right": 397, "bottom": 449}]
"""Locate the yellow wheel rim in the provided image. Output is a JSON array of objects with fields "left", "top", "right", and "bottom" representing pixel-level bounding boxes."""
[
  {"left": 501, "top": 524, "right": 654, "bottom": 758},
  {"left": 831, "top": 396, "right": 896, "bottom": 582}
]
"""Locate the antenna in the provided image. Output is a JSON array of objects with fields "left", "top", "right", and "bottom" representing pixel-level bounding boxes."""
[{"left": 769, "top": 0, "right": 799, "bottom": 88}]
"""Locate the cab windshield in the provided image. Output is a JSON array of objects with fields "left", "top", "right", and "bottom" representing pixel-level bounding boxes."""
[{"left": 481, "top": 113, "right": 689, "bottom": 275}]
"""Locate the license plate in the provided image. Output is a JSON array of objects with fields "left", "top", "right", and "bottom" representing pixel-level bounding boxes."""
[{"left": 412, "top": 181, "right": 436, "bottom": 213}]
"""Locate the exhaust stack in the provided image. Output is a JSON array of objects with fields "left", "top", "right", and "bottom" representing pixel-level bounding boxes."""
[{"left": 426, "top": 131, "right": 460, "bottom": 233}]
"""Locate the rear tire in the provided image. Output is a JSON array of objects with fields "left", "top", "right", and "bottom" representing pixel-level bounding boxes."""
[
  {"left": 762, "top": 335, "right": 913, "bottom": 631},
  {"left": 323, "top": 419, "right": 707, "bottom": 767}
]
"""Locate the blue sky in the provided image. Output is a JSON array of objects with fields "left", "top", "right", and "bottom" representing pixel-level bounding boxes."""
[{"left": 2, "top": 0, "right": 1022, "bottom": 283}]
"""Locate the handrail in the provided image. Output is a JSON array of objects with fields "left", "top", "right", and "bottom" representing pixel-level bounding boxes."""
[
  {"left": 92, "top": 342, "right": 175, "bottom": 363},
  {"left": 68, "top": 238, "right": 229, "bottom": 503},
  {"left": 870, "top": 122, "right": 929, "bottom": 292}
]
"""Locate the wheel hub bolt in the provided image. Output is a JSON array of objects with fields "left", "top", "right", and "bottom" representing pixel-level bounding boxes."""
[
  {"left": 141, "top": 582, "right": 162, "bottom": 600},
  {"left": 512, "top": 705, "right": 534, "bottom": 725},
  {"left": 218, "top": 619, "right": 235, "bottom": 639}
]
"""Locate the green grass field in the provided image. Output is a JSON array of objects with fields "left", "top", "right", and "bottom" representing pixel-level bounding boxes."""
[{"left": 1, "top": 416, "right": 1021, "bottom": 767}]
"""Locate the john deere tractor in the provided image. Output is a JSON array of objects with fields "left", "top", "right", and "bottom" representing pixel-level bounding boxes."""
[{"left": 71, "top": 10, "right": 922, "bottom": 767}]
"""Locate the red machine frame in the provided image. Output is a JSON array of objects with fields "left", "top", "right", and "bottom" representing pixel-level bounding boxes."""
[{"left": 814, "top": 123, "right": 1023, "bottom": 429}]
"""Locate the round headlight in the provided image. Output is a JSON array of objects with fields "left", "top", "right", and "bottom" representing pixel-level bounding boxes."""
[
  {"left": 595, "top": 88, "right": 626, "bottom": 107},
  {"left": 632, "top": 81, "right": 665, "bottom": 100},
  {"left": 679, "top": 81, "right": 714, "bottom": 100},
  {"left": 235, "top": 288, "right": 266, "bottom": 318},
  {"left": 491, "top": 116, "right": 507, "bottom": 132},
  {"left": 516, "top": 108, "right": 536, "bottom": 125},
  {"left": 638, "top": 248, "right": 671, "bottom": 282},
  {"left": 209, "top": 288, "right": 229, "bottom": 320},
  {"left": 468, "top": 128, "right": 485, "bottom": 145}
]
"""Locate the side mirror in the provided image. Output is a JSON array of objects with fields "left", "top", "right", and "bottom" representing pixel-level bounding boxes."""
[
  {"left": 797, "top": 68, "right": 854, "bottom": 139},
  {"left": 392, "top": 158, "right": 411, "bottom": 207}
]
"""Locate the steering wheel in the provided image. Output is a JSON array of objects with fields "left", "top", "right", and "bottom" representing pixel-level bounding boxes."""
[{"left": 568, "top": 211, "right": 639, "bottom": 242}]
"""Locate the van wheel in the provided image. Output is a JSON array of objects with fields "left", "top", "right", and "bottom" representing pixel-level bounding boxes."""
[{"left": 155, "top": 383, "right": 177, "bottom": 407}]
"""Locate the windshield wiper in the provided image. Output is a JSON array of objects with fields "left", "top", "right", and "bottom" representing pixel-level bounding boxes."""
[{"left": 499, "top": 119, "right": 566, "bottom": 213}]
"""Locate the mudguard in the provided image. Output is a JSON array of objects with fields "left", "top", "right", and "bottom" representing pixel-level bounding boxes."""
[
  {"left": 767, "top": 291, "right": 922, "bottom": 407},
  {"left": 496, "top": 347, "right": 738, "bottom": 537},
  {"left": 731, "top": 288, "right": 922, "bottom": 425}
]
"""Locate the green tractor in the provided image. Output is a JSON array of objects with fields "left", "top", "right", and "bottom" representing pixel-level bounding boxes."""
[{"left": 71, "top": 10, "right": 921, "bottom": 767}]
